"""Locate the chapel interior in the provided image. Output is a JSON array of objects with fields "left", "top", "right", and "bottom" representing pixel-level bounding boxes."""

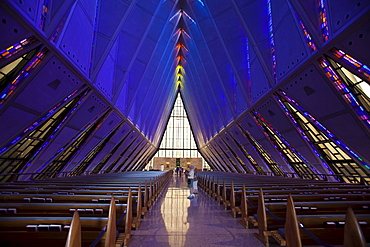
[{"left": 0, "top": 0, "right": 370, "bottom": 246}]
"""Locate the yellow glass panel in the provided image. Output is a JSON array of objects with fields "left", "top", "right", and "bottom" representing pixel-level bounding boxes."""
[
  {"left": 0, "top": 57, "right": 23, "bottom": 75},
  {"left": 337, "top": 147, "right": 351, "bottom": 159},
  {"left": 327, "top": 143, "right": 338, "bottom": 154}
]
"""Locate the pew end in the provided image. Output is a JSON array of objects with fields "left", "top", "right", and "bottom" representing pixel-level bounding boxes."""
[
  {"left": 65, "top": 210, "right": 81, "bottom": 247},
  {"left": 344, "top": 207, "right": 367, "bottom": 247},
  {"left": 104, "top": 196, "right": 117, "bottom": 247},
  {"left": 254, "top": 188, "right": 269, "bottom": 246},
  {"left": 284, "top": 195, "right": 302, "bottom": 247}
]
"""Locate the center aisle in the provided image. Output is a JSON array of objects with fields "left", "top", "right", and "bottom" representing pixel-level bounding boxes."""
[{"left": 129, "top": 174, "right": 265, "bottom": 247}]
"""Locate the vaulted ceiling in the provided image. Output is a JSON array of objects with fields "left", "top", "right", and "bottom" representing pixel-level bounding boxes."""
[{"left": 0, "top": 0, "right": 370, "bottom": 179}]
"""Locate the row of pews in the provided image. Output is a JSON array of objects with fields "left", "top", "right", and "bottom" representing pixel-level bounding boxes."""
[
  {"left": 0, "top": 171, "right": 171, "bottom": 247},
  {"left": 198, "top": 172, "right": 370, "bottom": 247}
]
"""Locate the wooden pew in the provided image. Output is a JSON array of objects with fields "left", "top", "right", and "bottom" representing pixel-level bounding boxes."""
[
  {"left": 246, "top": 188, "right": 370, "bottom": 222},
  {"left": 0, "top": 216, "right": 115, "bottom": 246},
  {"left": 344, "top": 207, "right": 367, "bottom": 247},
  {"left": 0, "top": 193, "right": 134, "bottom": 247},
  {"left": 238, "top": 193, "right": 370, "bottom": 224},
  {"left": 254, "top": 188, "right": 269, "bottom": 245},
  {"left": 252, "top": 191, "right": 370, "bottom": 246},
  {"left": 229, "top": 186, "right": 370, "bottom": 220},
  {"left": 0, "top": 202, "right": 128, "bottom": 217},
  {"left": 273, "top": 197, "right": 369, "bottom": 247},
  {"left": 199, "top": 172, "right": 370, "bottom": 247},
  {"left": 65, "top": 211, "right": 81, "bottom": 247},
  {"left": 0, "top": 171, "right": 170, "bottom": 246},
  {"left": 131, "top": 184, "right": 142, "bottom": 229}
]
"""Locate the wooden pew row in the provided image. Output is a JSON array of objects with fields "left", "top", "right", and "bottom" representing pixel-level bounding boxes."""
[
  {"left": 198, "top": 173, "right": 370, "bottom": 205},
  {"left": 0, "top": 183, "right": 143, "bottom": 189},
  {"left": 0, "top": 181, "right": 156, "bottom": 200},
  {"left": 0, "top": 187, "right": 139, "bottom": 196},
  {"left": 22, "top": 178, "right": 165, "bottom": 189},
  {"left": 199, "top": 173, "right": 370, "bottom": 192},
  {"left": 30, "top": 171, "right": 167, "bottom": 182},
  {"left": 0, "top": 202, "right": 127, "bottom": 217},
  {"left": 0, "top": 171, "right": 172, "bottom": 246},
  {"left": 198, "top": 175, "right": 369, "bottom": 206},
  {"left": 199, "top": 176, "right": 369, "bottom": 212},
  {"left": 198, "top": 172, "right": 359, "bottom": 188},
  {"left": 198, "top": 173, "right": 370, "bottom": 246},
  {"left": 0, "top": 173, "right": 171, "bottom": 215},
  {"left": 215, "top": 183, "right": 369, "bottom": 201},
  {"left": 0, "top": 193, "right": 134, "bottom": 203},
  {"left": 4, "top": 170, "right": 171, "bottom": 195},
  {"left": 249, "top": 189, "right": 370, "bottom": 246},
  {"left": 230, "top": 186, "right": 370, "bottom": 218},
  {"left": 0, "top": 182, "right": 150, "bottom": 246},
  {"left": 237, "top": 186, "right": 370, "bottom": 223},
  {"left": 228, "top": 184, "right": 369, "bottom": 215},
  {"left": 267, "top": 197, "right": 370, "bottom": 247},
  {"left": 236, "top": 194, "right": 370, "bottom": 219},
  {"left": 0, "top": 189, "right": 146, "bottom": 228},
  {"left": 0, "top": 194, "right": 133, "bottom": 247},
  {"left": 250, "top": 203, "right": 370, "bottom": 230},
  {"left": 202, "top": 179, "right": 369, "bottom": 192}
]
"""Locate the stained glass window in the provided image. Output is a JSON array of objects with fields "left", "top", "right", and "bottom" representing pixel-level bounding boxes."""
[
  {"left": 252, "top": 111, "right": 320, "bottom": 179},
  {"left": 237, "top": 123, "right": 287, "bottom": 177},
  {"left": 154, "top": 93, "right": 201, "bottom": 158},
  {"left": 91, "top": 128, "right": 131, "bottom": 174},
  {"left": 276, "top": 91, "right": 369, "bottom": 184},
  {"left": 35, "top": 108, "right": 112, "bottom": 179},
  {"left": 0, "top": 88, "right": 89, "bottom": 182},
  {"left": 149, "top": 93, "right": 209, "bottom": 169},
  {"left": 68, "top": 122, "right": 124, "bottom": 176}
]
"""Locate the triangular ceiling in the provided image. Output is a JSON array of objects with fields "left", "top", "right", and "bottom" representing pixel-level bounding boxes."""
[
  {"left": 54, "top": 0, "right": 370, "bottom": 148},
  {"left": 19, "top": 0, "right": 365, "bottom": 150},
  {"left": 90, "top": 0, "right": 282, "bottom": 146}
]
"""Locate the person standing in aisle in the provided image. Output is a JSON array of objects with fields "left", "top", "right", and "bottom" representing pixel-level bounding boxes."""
[
  {"left": 179, "top": 167, "right": 183, "bottom": 177},
  {"left": 187, "top": 166, "right": 195, "bottom": 199},
  {"left": 193, "top": 168, "right": 198, "bottom": 194}
]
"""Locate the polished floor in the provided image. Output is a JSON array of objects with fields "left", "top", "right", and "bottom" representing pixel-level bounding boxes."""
[{"left": 129, "top": 174, "right": 264, "bottom": 247}]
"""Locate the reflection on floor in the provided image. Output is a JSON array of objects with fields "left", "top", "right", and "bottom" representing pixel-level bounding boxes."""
[{"left": 129, "top": 174, "right": 264, "bottom": 247}]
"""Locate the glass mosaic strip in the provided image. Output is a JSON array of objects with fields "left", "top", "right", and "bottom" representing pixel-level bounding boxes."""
[
  {"left": 237, "top": 123, "right": 287, "bottom": 176},
  {"left": 20, "top": 88, "right": 91, "bottom": 174},
  {"left": 0, "top": 85, "right": 86, "bottom": 155},
  {"left": 39, "top": 0, "right": 49, "bottom": 31},
  {"left": 267, "top": 0, "right": 277, "bottom": 84},
  {"left": 319, "top": 57, "right": 370, "bottom": 128},
  {"left": 277, "top": 90, "right": 369, "bottom": 171},
  {"left": 331, "top": 48, "right": 370, "bottom": 80},
  {"left": 318, "top": 0, "right": 329, "bottom": 41},
  {"left": 0, "top": 47, "right": 48, "bottom": 106},
  {"left": 35, "top": 107, "right": 111, "bottom": 178},
  {"left": 253, "top": 111, "right": 323, "bottom": 179},
  {"left": 293, "top": 12, "right": 317, "bottom": 51},
  {"left": 0, "top": 36, "right": 37, "bottom": 60}
]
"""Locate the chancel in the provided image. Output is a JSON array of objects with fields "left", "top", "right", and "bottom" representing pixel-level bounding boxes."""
[{"left": 0, "top": 0, "right": 369, "bottom": 246}]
